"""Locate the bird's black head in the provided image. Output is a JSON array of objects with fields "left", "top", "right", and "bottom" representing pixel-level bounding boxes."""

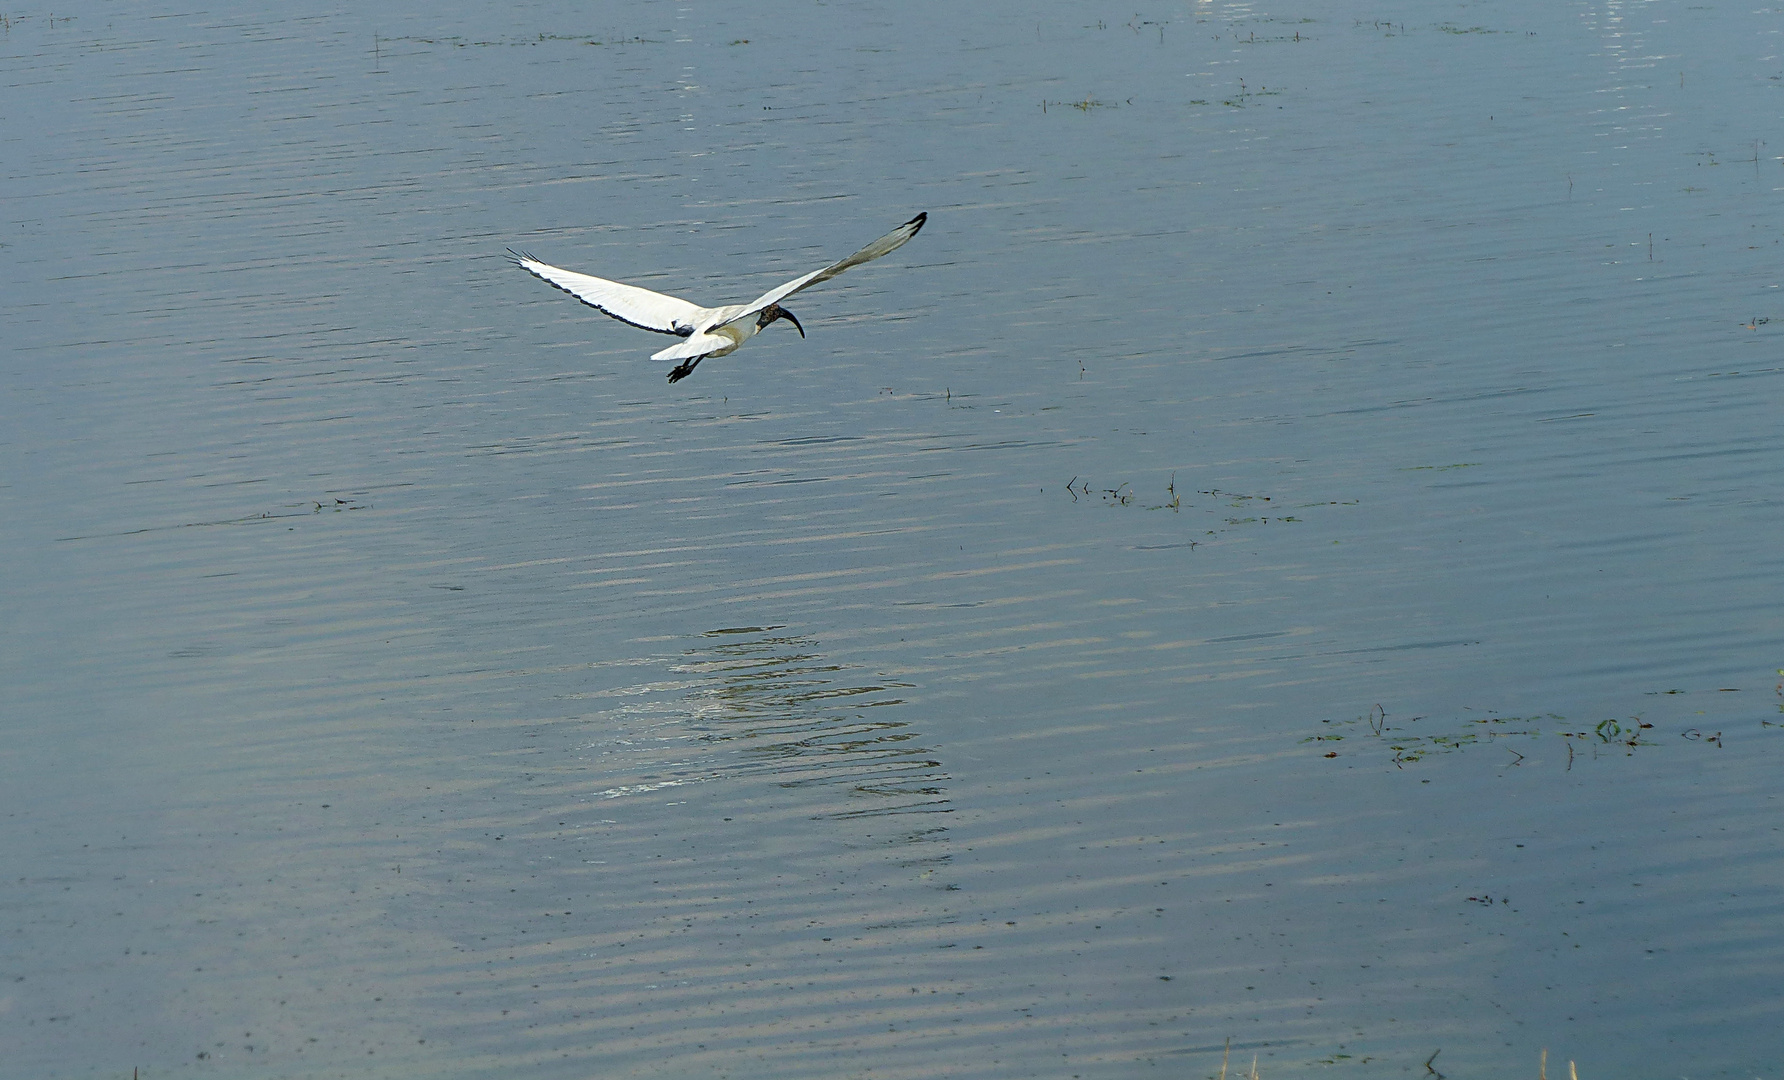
[{"left": 757, "top": 303, "right": 804, "bottom": 338}]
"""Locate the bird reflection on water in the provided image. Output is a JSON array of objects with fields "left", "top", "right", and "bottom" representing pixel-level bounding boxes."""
[{"left": 676, "top": 626, "right": 950, "bottom": 848}]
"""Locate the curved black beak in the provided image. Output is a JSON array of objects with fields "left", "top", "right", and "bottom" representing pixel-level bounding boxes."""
[{"left": 759, "top": 303, "right": 805, "bottom": 338}]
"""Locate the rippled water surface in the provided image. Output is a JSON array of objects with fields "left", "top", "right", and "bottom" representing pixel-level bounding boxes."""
[{"left": 6, "top": 1, "right": 1784, "bottom": 1077}]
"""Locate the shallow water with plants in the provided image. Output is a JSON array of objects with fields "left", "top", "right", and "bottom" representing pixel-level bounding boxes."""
[{"left": 5, "top": 1, "right": 1782, "bottom": 1077}]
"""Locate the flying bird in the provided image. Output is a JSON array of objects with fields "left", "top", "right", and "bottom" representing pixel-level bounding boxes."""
[{"left": 510, "top": 212, "right": 926, "bottom": 382}]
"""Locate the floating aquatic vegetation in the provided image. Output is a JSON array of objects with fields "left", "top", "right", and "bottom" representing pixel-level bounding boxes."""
[
  {"left": 1056, "top": 473, "right": 1355, "bottom": 541},
  {"left": 1305, "top": 697, "right": 1758, "bottom": 769},
  {"left": 1041, "top": 96, "right": 1120, "bottom": 113}
]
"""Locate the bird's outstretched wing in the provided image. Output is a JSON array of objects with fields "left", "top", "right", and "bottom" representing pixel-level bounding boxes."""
[
  {"left": 731, "top": 212, "right": 926, "bottom": 325},
  {"left": 509, "top": 249, "right": 705, "bottom": 336},
  {"left": 651, "top": 332, "right": 734, "bottom": 362}
]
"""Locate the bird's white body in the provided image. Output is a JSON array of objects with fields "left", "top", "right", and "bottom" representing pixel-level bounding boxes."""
[{"left": 511, "top": 212, "right": 926, "bottom": 382}]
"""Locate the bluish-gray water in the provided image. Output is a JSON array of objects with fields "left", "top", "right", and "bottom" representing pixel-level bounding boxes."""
[{"left": 4, "top": 1, "right": 1782, "bottom": 1077}]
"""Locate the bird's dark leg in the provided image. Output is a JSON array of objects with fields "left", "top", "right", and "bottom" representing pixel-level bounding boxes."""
[{"left": 667, "top": 356, "right": 703, "bottom": 383}]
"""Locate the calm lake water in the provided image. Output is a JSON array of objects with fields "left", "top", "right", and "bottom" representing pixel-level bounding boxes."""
[{"left": 5, "top": 1, "right": 1783, "bottom": 1077}]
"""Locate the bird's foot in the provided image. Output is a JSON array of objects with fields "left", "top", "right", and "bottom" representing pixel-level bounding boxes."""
[{"left": 667, "top": 358, "right": 701, "bottom": 383}]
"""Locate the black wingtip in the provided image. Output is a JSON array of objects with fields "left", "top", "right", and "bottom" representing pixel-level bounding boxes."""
[
  {"left": 506, "top": 247, "right": 538, "bottom": 267},
  {"left": 906, "top": 212, "right": 927, "bottom": 232}
]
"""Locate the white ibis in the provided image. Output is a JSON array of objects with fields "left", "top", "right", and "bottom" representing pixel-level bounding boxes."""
[{"left": 510, "top": 212, "right": 926, "bottom": 382}]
